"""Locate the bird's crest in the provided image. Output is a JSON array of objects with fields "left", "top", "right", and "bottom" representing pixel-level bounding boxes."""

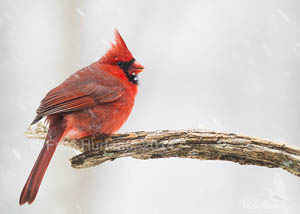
[{"left": 100, "top": 29, "right": 133, "bottom": 64}]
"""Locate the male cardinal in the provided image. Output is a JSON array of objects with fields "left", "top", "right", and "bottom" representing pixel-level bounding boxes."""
[{"left": 19, "top": 30, "right": 144, "bottom": 205}]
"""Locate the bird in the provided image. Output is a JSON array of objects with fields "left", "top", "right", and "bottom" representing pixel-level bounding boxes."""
[{"left": 19, "top": 29, "right": 144, "bottom": 205}]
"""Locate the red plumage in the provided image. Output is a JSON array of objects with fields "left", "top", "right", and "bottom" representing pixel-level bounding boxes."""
[{"left": 19, "top": 30, "right": 144, "bottom": 205}]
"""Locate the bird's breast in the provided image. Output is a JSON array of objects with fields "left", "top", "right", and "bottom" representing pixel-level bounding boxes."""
[{"left": 64, "top": 94, "right": 135, "bottom": 139}]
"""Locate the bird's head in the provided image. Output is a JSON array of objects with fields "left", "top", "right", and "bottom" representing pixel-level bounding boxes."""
[{"left": 100, "top": 29, "right": 144, "bottom": 85}]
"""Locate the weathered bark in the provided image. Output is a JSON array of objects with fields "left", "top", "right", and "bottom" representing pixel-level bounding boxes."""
[{"left": 25, "top": 122, "right": 300, "bottom": 177}]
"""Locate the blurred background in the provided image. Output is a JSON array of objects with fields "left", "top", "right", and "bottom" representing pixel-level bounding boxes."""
[{"left": 0, "top": 0, "right": 299, "bottom": 213}]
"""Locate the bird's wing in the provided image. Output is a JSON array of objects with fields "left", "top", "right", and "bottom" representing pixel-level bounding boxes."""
[{"left": 31, "top": 76, "right": 123, "bottom": 124}]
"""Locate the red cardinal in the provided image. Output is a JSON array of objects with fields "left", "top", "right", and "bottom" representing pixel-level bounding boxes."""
[{"left": 19, "top": 30, "right": 144, "bottom": 205}]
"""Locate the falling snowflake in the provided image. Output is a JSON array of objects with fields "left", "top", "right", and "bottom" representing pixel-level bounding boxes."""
[
  {"left": 75, "top": 8, "right": 85, "bottom": 17},
  {"left": 277, "top": 9, "right": 290, "bottom": 22}
]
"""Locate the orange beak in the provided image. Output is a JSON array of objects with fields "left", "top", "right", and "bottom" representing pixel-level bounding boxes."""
[{"left": 129, "top": 60, "right": 144, "bottom": 74}]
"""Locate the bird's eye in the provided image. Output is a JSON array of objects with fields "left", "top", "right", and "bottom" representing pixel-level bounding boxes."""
[{"left": 117, "top": 62, "right": 123, "bottom": 67}]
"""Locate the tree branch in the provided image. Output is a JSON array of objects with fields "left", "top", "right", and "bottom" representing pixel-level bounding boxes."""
[{"left": 25, "top": 122, "right": 300, "bottom": 177}]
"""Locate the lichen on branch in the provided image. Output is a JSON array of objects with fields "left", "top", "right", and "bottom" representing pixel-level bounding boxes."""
[{"left": 25, "top": 122, "right": 300, "bottom": 177}]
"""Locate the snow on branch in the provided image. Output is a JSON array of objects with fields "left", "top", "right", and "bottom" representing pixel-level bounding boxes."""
[{"left": 25, "top": 122, "right": 300, "bottom": 177}]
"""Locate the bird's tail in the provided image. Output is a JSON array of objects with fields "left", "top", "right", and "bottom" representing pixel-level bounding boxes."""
[{"left": 19, "top": 116, "right": 65, "bottom": 205}]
